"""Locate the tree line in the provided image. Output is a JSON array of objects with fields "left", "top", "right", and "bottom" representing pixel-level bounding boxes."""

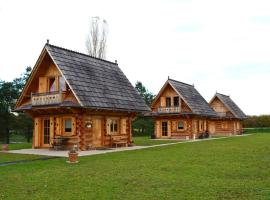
[
  {"left": 0, "top": 67, "right": 32, "bottom": 144},
  {"left": 243, "top": 115, "right": 270, "bottom": 128}
]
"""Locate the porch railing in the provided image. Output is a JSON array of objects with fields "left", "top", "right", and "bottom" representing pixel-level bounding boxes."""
[
  {"left": 157, "top": 106, "right": 180, "bottom": 113},
  {"left": 31, "top": 91, "right": 63, "bottom": 106}
]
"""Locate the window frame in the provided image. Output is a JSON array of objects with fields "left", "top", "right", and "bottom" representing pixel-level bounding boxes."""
[
  {"left": 173, "top": 96, "right": 179, "bottom": 107},
  {"left": 109, "top": 119, "right": 119, "bottom": 135},
  {"left": 62, "top": 117, "right": 73, "bottom": 136},
  {"left": 166, "top": 97, "right": 171, "bottom": 107},
  {"left": 177, "top": 120, "right": 185, "bottom": 130},
  {"left": 48, "top": 77, "right": 57, "bottom": 92}
]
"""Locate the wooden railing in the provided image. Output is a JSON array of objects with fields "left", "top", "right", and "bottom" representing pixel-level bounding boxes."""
[
  {"left": 31, "top": 91, "right": 62, "bottom": 106},
  {"left": 157, "top": 106, "right": 180, "bottom": 113}
]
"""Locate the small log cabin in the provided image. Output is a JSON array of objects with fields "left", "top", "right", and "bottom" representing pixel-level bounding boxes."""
[
  {"left": 151, "top": 79, "right": 217, "bottom": 139},
  {"left": 208, "top": 93, "right": 247, "bottom": 136},
  {"left": 14, "top": 43, "right": 149, "bottom": 150},
  {"left": 151, "top": 79, "right": 246, "bottom": 138}
]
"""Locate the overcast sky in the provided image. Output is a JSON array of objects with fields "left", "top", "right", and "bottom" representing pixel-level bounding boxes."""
[{"left": 0, "top": 0, "right": 270, "bottom": 115}]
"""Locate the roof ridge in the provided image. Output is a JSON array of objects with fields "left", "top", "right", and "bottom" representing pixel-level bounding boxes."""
[
  {"left": 216, "top": 92, "right": 230, "bottom": 97},
  {"left": 46, "top": 43, "right": 118, "bottom": 65},
  {"left": 168, "top": 78, "right": 194, "bottom": 87}
]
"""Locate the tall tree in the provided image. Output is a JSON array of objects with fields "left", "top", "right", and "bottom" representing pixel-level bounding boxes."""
[
  {"left": 133, "top": 81, "right": 155, "bottom": 136},
  {"left": 0, "top": 66, "right": 32, "bottom": 144},
  {"left": 135, "top": 81, "right": 155, "bottom": 106},
  {"left": 0, "top": 81, "right": 18, "bottom": 143},
  {"left": 86, "top": 16, "right": 108, "bottom": 59}
]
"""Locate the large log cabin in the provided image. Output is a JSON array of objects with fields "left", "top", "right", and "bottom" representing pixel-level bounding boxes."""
[
  {"left": 208, "top": 93, "right": 247, "bottom": 136},
  {"left": 14, "top": 43, "right": 149, "bottom": 150},
  {"left": 151, "top": 79, "right": 246, "bottom": 139},
  {"left": 151, "top": 79, "right": 217, "bottom": 139}
]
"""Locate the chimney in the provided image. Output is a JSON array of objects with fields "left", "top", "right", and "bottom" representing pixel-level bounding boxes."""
[
  {"left": 46, "top": 39, "right": 50, "bottom": 44},
  {"left": 115, "top": 60, "right": 118, "bottom": 64}
]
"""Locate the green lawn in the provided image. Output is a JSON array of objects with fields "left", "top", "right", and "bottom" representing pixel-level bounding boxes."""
[
  {"left": 1, "top": 133, "right": 270, "bottom": 199},
  {"left": 7, "top": 142, "right": 32, "bottom": 150},
  {"left": 133, "top": 135, "right": 183, "bottom": 146},
  {"left": 0, "top": 153, "right": 42, "bottom": 163}
]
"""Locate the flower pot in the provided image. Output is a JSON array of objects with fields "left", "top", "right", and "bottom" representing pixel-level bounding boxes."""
[
  {"left": 67, "top": 152, "right": 78, "bottom": 163},
  {"left": 2, "top": 144, "right": 8, "bottom": 151}
]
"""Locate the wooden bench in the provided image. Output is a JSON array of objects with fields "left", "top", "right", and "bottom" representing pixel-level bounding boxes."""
[
  {"left": 111, "top": 135, "right": 128, "bottom": 148},
  {"left": 52, "top": 137, "right": 69, "bottom": 150}
]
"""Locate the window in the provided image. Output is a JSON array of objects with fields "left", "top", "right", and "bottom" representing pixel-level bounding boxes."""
[
  {"left": 64, "top": 119, "right": 72, "bottom": 133},
  {"left": 221, "top": 122, "right": 228, "bottom": 129},
  {"left": 49, "top": 77, "right": 56, "bottom": 92},
  {"left": 110, "top": 119, "right": 118, "bottom": 134},
  {"left": 174, "top": 97, "right": 179, "bottom": 106},
  {"left": 166, "top": 97, "right": 171, "bottom": 107},
  {"left": 59, "top": 76, "right": 66, "bottom": 91},
  {"left": 178, "top": 121, "right": 184, "bottom": 130}
]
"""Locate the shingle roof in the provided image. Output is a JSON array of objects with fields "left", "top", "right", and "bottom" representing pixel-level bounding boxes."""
[
  {"left": 168, "top": 79, "right": 217, "bottom": 117},
  {"left": 46, "top": 44, "right": 150, "bottom": 112},
  {"left": 215, "top": 93, "right": 247, "bottom": 119}
]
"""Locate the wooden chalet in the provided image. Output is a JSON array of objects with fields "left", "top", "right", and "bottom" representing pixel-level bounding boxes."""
[
  {"left": 151, "top": 79, "right": 217, "bottom": 139},
  {"left": 208, "top": 93, "right": 247, "bottom": 136},
  {"left": 14, "top": 43, "right": 149, "bottom": 150}
]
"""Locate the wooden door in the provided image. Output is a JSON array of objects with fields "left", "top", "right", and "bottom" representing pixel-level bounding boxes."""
[
  {"left": 209, "top": 122, "right": 215, "bottom": 134},
  {"left": 42, "top": 118, "right": 51, "bottom": 147},
  {"left": 162, "top": 121, "right": 168, "bottom": 136}
]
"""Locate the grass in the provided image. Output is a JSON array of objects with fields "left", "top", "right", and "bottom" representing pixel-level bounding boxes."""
[
  {"left": 0, "top": 132, "right": 270, "bottom": 199},
  {"left": 0, "top": 153, "right": 42, "bottom": 163},
  {"left": 7, "top": 142, "right": 32, "bottom": 150},
  {"left": 133, "top": 135, "right": 183, "bottom": 146}
]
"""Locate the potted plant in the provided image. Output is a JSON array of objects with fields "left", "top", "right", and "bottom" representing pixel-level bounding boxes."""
[{"left": 67, "top": 145, "right": 79, "bottom": 163}]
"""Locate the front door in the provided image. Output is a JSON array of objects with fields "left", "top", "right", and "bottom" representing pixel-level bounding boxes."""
[
  {"left": 162, "top": 121, "right": 168, "bottom": 136},
  {"left": 42, "top": 118, "right": 51, "bottom": 147},
  {"left": 209, "top": 122, "right": 215, "bottom": 134}
]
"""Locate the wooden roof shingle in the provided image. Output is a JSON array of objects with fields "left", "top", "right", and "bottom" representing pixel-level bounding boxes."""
[
  {"left": 168, "top": 79, "right": 217, "bottom": 117},
  {"left": 46, "top": 44, "right": 150, "bottom": 112},
  {"left": 214, "top": 93, "right": 247, "bottom": 119}
]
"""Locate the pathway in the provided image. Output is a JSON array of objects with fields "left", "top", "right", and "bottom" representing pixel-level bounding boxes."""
[{"left": 5, "top": 134, "right": 251, "bottom": 158}]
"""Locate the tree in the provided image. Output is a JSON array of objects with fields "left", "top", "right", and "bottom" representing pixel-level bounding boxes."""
[
  {"left": 135, "top": 81, "right": 155, "bottom": 106},
  {"left": 132, "top": 81, "right": 155, "bottom": 136},
  {"left": 0, "top": 81, "right": 18, "bottom": 144},
  {"left": 0, "top": 66, "right": 32, "bottom": 144},
  {"left": 13, "top": 66, "right": 32, "bottom": 93},
  {"left": 86, "top": 16, "right": 108, "bottom": 59}
]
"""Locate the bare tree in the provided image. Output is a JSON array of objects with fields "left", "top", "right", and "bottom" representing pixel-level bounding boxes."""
[{"left": 86, "top": 17, "right": 108, "bottom": 59}]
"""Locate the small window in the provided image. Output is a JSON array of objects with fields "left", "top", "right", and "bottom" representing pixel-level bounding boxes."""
[
  {"left": 64, "top": 119, "right": 72, "bottom": 133},
  {"left": 110, "top": 119, "right": 118, "bottom": 134},
  {"left": 166, "top": 97, "right": 171, "bottom": 107},
  {"left": 59, "top": 76, "right": 66, "bottom": 91},
  {"left": 174, "top": 97, "right": 179, "bottom": 106},
  {"left": 221, "top": 122, "right": 228, "bottom": 129},
  {"left": 178, "top": 121, "right": 184, "bottom": 130},
  {"left": 49, "top": 77, "right": 56, "bottom": 92}
]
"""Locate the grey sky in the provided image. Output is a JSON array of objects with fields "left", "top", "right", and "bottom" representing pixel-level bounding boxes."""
[{"left": 0, "top": 0, "right": 269, "bottom": 115}]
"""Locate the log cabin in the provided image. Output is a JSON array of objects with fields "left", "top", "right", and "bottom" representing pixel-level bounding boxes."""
[
  {"left": 208, "top": 93, "right": 247, "bottom": 136},
  {"left": 151, "top": 79, "right": 217, "bottom": 139},
  {"left": 150, "top": 78, "right": 247, "bottom": 139},
  {"left": 14, "top": 43, "right": 150, "bottom": 150}
]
